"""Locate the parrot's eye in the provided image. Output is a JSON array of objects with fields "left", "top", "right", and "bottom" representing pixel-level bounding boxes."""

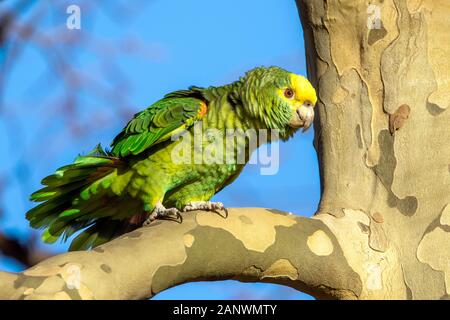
[{"left": 284, "top": 88, "right": 295, "bottom": 99}]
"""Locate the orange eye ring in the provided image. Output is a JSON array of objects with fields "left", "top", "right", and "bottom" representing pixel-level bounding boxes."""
[{"left": 284, "top": 88, "right": 294, "bottom": 99}]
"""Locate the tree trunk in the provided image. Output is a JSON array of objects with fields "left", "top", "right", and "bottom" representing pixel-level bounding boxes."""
[
  {"left": 298, "top": 0, "right": 450, "bottom": 299},
  {"left": 0, "top": 0, "right": 448, "bottom": 300}
]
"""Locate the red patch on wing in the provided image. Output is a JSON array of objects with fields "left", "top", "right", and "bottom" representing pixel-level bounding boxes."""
[{"left": 198, "top": 102, "right": 208, "bottom": 118}]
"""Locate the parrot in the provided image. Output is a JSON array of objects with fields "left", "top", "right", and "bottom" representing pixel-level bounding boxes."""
[{"left": 26, "top": 66, "right": 317, "bottom": 251}]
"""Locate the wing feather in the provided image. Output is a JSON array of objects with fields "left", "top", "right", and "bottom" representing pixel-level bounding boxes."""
[{"left": 111, "top": 96, "right": 207, "bottom": 157}]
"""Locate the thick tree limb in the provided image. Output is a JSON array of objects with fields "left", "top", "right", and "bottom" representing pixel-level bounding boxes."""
[{"left": 0, "top": 208, "right": 363, "bottom": 300}]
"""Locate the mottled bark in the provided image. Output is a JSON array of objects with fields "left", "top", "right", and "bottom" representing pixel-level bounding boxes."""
[
  {"left": 298, "top": 0, "right": 450, "bottom": 299},
  {"left": 0, "top": 0, "right": 448, "bottom": 300},
  {"left": 0, "top": 209, "right": 361, "bottom": 300}
]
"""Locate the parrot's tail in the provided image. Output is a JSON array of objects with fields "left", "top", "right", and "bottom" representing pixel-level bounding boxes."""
[{"left": 26, "top": 145, "right": 142, "bottom": 251}]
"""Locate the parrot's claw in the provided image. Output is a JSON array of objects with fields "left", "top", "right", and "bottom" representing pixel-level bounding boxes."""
[
  {"left": 143, "top": 203, "right": 182, "bottom": 226},
  {"left": 182, "top": 201, "right": 228, "bottom": 218}
]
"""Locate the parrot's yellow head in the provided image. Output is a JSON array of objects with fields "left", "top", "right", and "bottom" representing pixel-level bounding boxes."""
[
  {"left": 238, "top": 66, "right": 317, "bottom": 139},
  {"left": 281, "top": 73, "right": 317, "bottom": 130}
]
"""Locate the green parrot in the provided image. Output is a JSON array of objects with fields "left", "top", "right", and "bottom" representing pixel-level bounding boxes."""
[{"left": 26, "top": 66, "right": 317, "bottom": 251}]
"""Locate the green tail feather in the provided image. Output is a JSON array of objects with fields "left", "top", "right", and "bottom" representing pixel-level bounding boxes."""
[
  {"left": 69, "top": 218, "right": 125, "bottom": 251},
  {"left": 26, "top": 144, "right": 134, "bottom": 251}
]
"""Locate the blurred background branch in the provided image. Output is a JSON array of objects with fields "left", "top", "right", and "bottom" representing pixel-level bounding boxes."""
[{"left": 0, "top": 0, "right": 152, "bottom": 269}]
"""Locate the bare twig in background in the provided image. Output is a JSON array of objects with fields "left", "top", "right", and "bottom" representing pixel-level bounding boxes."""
[{"left": 0, "top": 232, "right": 53, "bottom": 267}]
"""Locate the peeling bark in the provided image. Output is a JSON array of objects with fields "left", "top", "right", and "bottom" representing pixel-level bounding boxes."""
[{"left": 298, "top": 0, "right": 450, "bottom": 299}]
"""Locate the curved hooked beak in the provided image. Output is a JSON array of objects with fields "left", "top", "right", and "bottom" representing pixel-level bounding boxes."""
[{"left": 296, "top": 104, "right": 315, "bottom": 132}]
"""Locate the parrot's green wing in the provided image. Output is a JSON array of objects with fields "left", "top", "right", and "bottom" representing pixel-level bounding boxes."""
[{"left": 111, "top": 95, "right": 208, "bottom": 157}]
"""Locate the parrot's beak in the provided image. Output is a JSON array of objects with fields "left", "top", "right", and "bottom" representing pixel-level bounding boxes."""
[{"left": 296, "top": 104, "right": 315, "bottom": 132}]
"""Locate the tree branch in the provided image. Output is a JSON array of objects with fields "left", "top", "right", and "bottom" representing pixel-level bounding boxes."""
[{"left": 0, "top": 208, "right": 362, "bottom": 300}]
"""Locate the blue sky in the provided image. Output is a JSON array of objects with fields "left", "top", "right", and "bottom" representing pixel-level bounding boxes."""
[{"left": 0, "top": 0, "right": 319, "bottom": 299}]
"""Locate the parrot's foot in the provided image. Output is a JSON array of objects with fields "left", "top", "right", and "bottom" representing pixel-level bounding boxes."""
[
  {"left": 143, "top": 203, "right": 182, "bottom": 226},
  {"left": 182, "top": 201, "right": 228, "bottom": 218}
]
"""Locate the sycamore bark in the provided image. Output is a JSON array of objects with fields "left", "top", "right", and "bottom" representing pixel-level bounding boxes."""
[
  {"left": 0, "top": 0, "right": 449, "bottom": 300},
  {"left": 298, "top": 0, "right": 450, "bottom": 299}
]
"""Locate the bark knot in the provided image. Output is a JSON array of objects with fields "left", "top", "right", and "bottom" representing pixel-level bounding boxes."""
[{"left": 389, "top": 104, "right": 410, "bottom": 134}]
